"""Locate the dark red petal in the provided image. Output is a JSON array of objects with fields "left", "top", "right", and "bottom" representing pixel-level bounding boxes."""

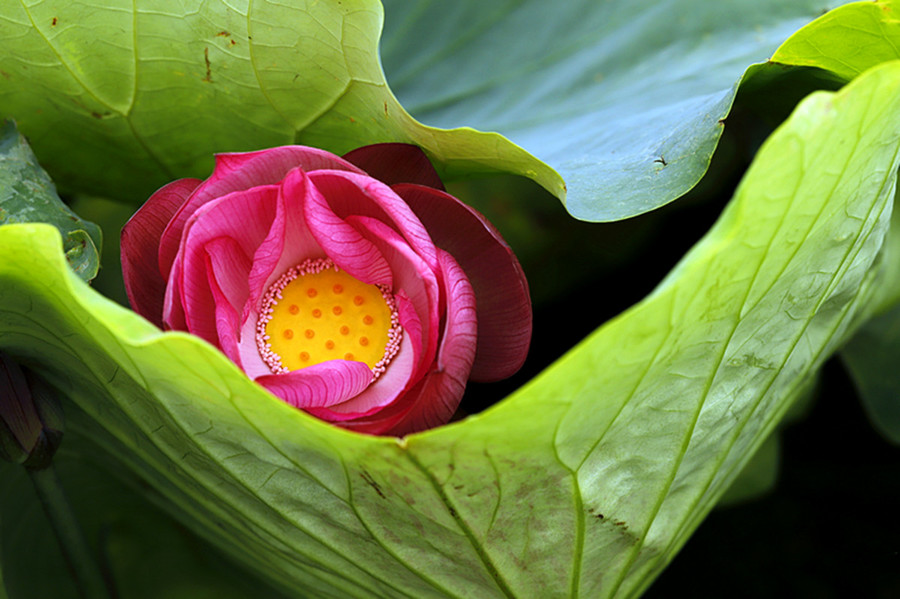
[
  {"left": 121, "top": 178, "right": 201, "bottom": 327},
  {"left": 395, "top": 183, "right": 532, "bottom": 381},
  {"left": 342, "top": 143, "right": 445, "bottom": 191}
]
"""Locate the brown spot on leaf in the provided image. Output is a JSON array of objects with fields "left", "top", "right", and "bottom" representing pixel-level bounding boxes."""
[
  {"left": 359, "top": 470, "right": 386, "bottom": 499},
  {"left": 51, "top": 17, "right": 58, "bottom": 26},
  {"left": 203, "top": 47, "right": 212, "bottom": 82}
]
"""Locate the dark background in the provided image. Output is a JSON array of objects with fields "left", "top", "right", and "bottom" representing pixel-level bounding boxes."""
[{"left": 648, "top": 361, "right": 900, "bottom": 598}]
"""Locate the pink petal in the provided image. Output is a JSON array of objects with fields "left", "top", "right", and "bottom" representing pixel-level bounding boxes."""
[
  {"left": 204, "top": 237, "right": 253, "bottom": 315},
  {"left": 342, "top": 143, "right": 445, "bottom": 191},
  {"left": 159, "top": 147, "right": 365, "bottom": 279},
  {"left": 173, "top": 254, "right": 219, "bottom": 345},
  {"left": 204, "top": 237, "right": 251, "bottom": 366},
  {"left": 343, "top": 250, "right": 477, "bottom": 436},
  {"left": 168, "top": 186, "right": 279, "bottom": 343},
  {"left": 307, "top": 170, "right": 439, "bottom": 272},
  {"left": 256, "top": 360, "right": 373, "bottom": 409},
  {"left": 215, "top": 146, "right": 365, "bottom": 180},
  {"left": 396, "top": 183, "right": 532, "bottom": 382},
  {"left": 162, "top": 259, "right": 188, "bottom": 331},
  {"left": 244, "top": 168, "right": 328, "bottom": 323},
  {"left": 121, "top": 178, "right": 201, "bottom": 327},
  {"left": 236, "top": 314, "right": 274, "bottom": 380},
  {"left": 302, "top": 173, "right": 393, "bottom": 285},
  {"left": 348, "top": 215, "right": 440, "bottom": 381}
]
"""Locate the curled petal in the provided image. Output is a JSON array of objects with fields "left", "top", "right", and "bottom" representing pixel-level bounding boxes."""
[
  {"left": 204, "top": 237, "right": 253, "bottom": 366},
  {"left": 256, "top": 360, "right": 373, "bottom": 409},
  {"left": 302, "top": 172, "right": 393, "bottom": 285},
  {"left": 342, "top": 143, "right": 445, "bottom": 191},
  {"left": 170, "top": 255, "right": 218, "bottom": 345},
  {"left": 308, "top": 170, "right": 439, "bottom": 272},
  {"left": 396, "top": 183, "right": 532, "bottom": 381},
  {"left": 204, "top": 237, "right": 253, "bottom": 316},
  {"left": 345, "top": 250, "right": 477, "bottom": 436},
  {"left": 121, "top": 178, "right": 201, "bottom": 326}
]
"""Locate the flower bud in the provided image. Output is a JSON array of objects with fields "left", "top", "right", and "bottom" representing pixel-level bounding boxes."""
[{"left": 0, "top": 352, "right": 64, "bottom": 470}]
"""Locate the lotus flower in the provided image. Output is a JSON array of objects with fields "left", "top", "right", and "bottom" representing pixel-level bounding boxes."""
[
  {"left": 0, "top": 352, "right": 64, "bottom": 469},
  {"left": 121, "top": 144, "right": 531, "bottom": 435}
]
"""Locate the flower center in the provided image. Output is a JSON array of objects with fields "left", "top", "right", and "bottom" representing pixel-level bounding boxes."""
[{"left": 256, "top": 258, "right": 401, "bottom": 379}]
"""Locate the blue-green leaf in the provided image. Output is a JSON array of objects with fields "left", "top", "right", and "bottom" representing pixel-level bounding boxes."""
[
  {"left": 0, "top": 120, "right": 100, "bottom": 281},
  {"left": 381, "top": 0, "right": 850, "bottom": 220}
]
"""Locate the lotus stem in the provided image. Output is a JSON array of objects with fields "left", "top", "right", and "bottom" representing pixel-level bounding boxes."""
[{"left": 27, "top": 464, "right": 112, "bottom": 599}]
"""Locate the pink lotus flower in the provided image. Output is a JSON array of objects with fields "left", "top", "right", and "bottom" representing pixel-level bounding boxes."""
[{"left": 121, "top": 144, "right": 531, "bottom": 435}]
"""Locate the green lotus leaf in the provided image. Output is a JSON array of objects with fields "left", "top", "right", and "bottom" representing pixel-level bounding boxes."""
[
  {"left": 0, "top": 0, "right": 559, "bottom": 206},
  {"left": 772, "top": 0, "right": 900, "bottom": 81},
  {"left": 0, "top": 120, "right": 100, "bottom": 282},
  {"left": 3, "top": 58, "right": 900, "bottom": 598},
  {"left": 1, "top": 0, "right": 849, "bottom": 221},
  {"left": 767, "top": 0, "right": 900, "bottom": 444}
]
